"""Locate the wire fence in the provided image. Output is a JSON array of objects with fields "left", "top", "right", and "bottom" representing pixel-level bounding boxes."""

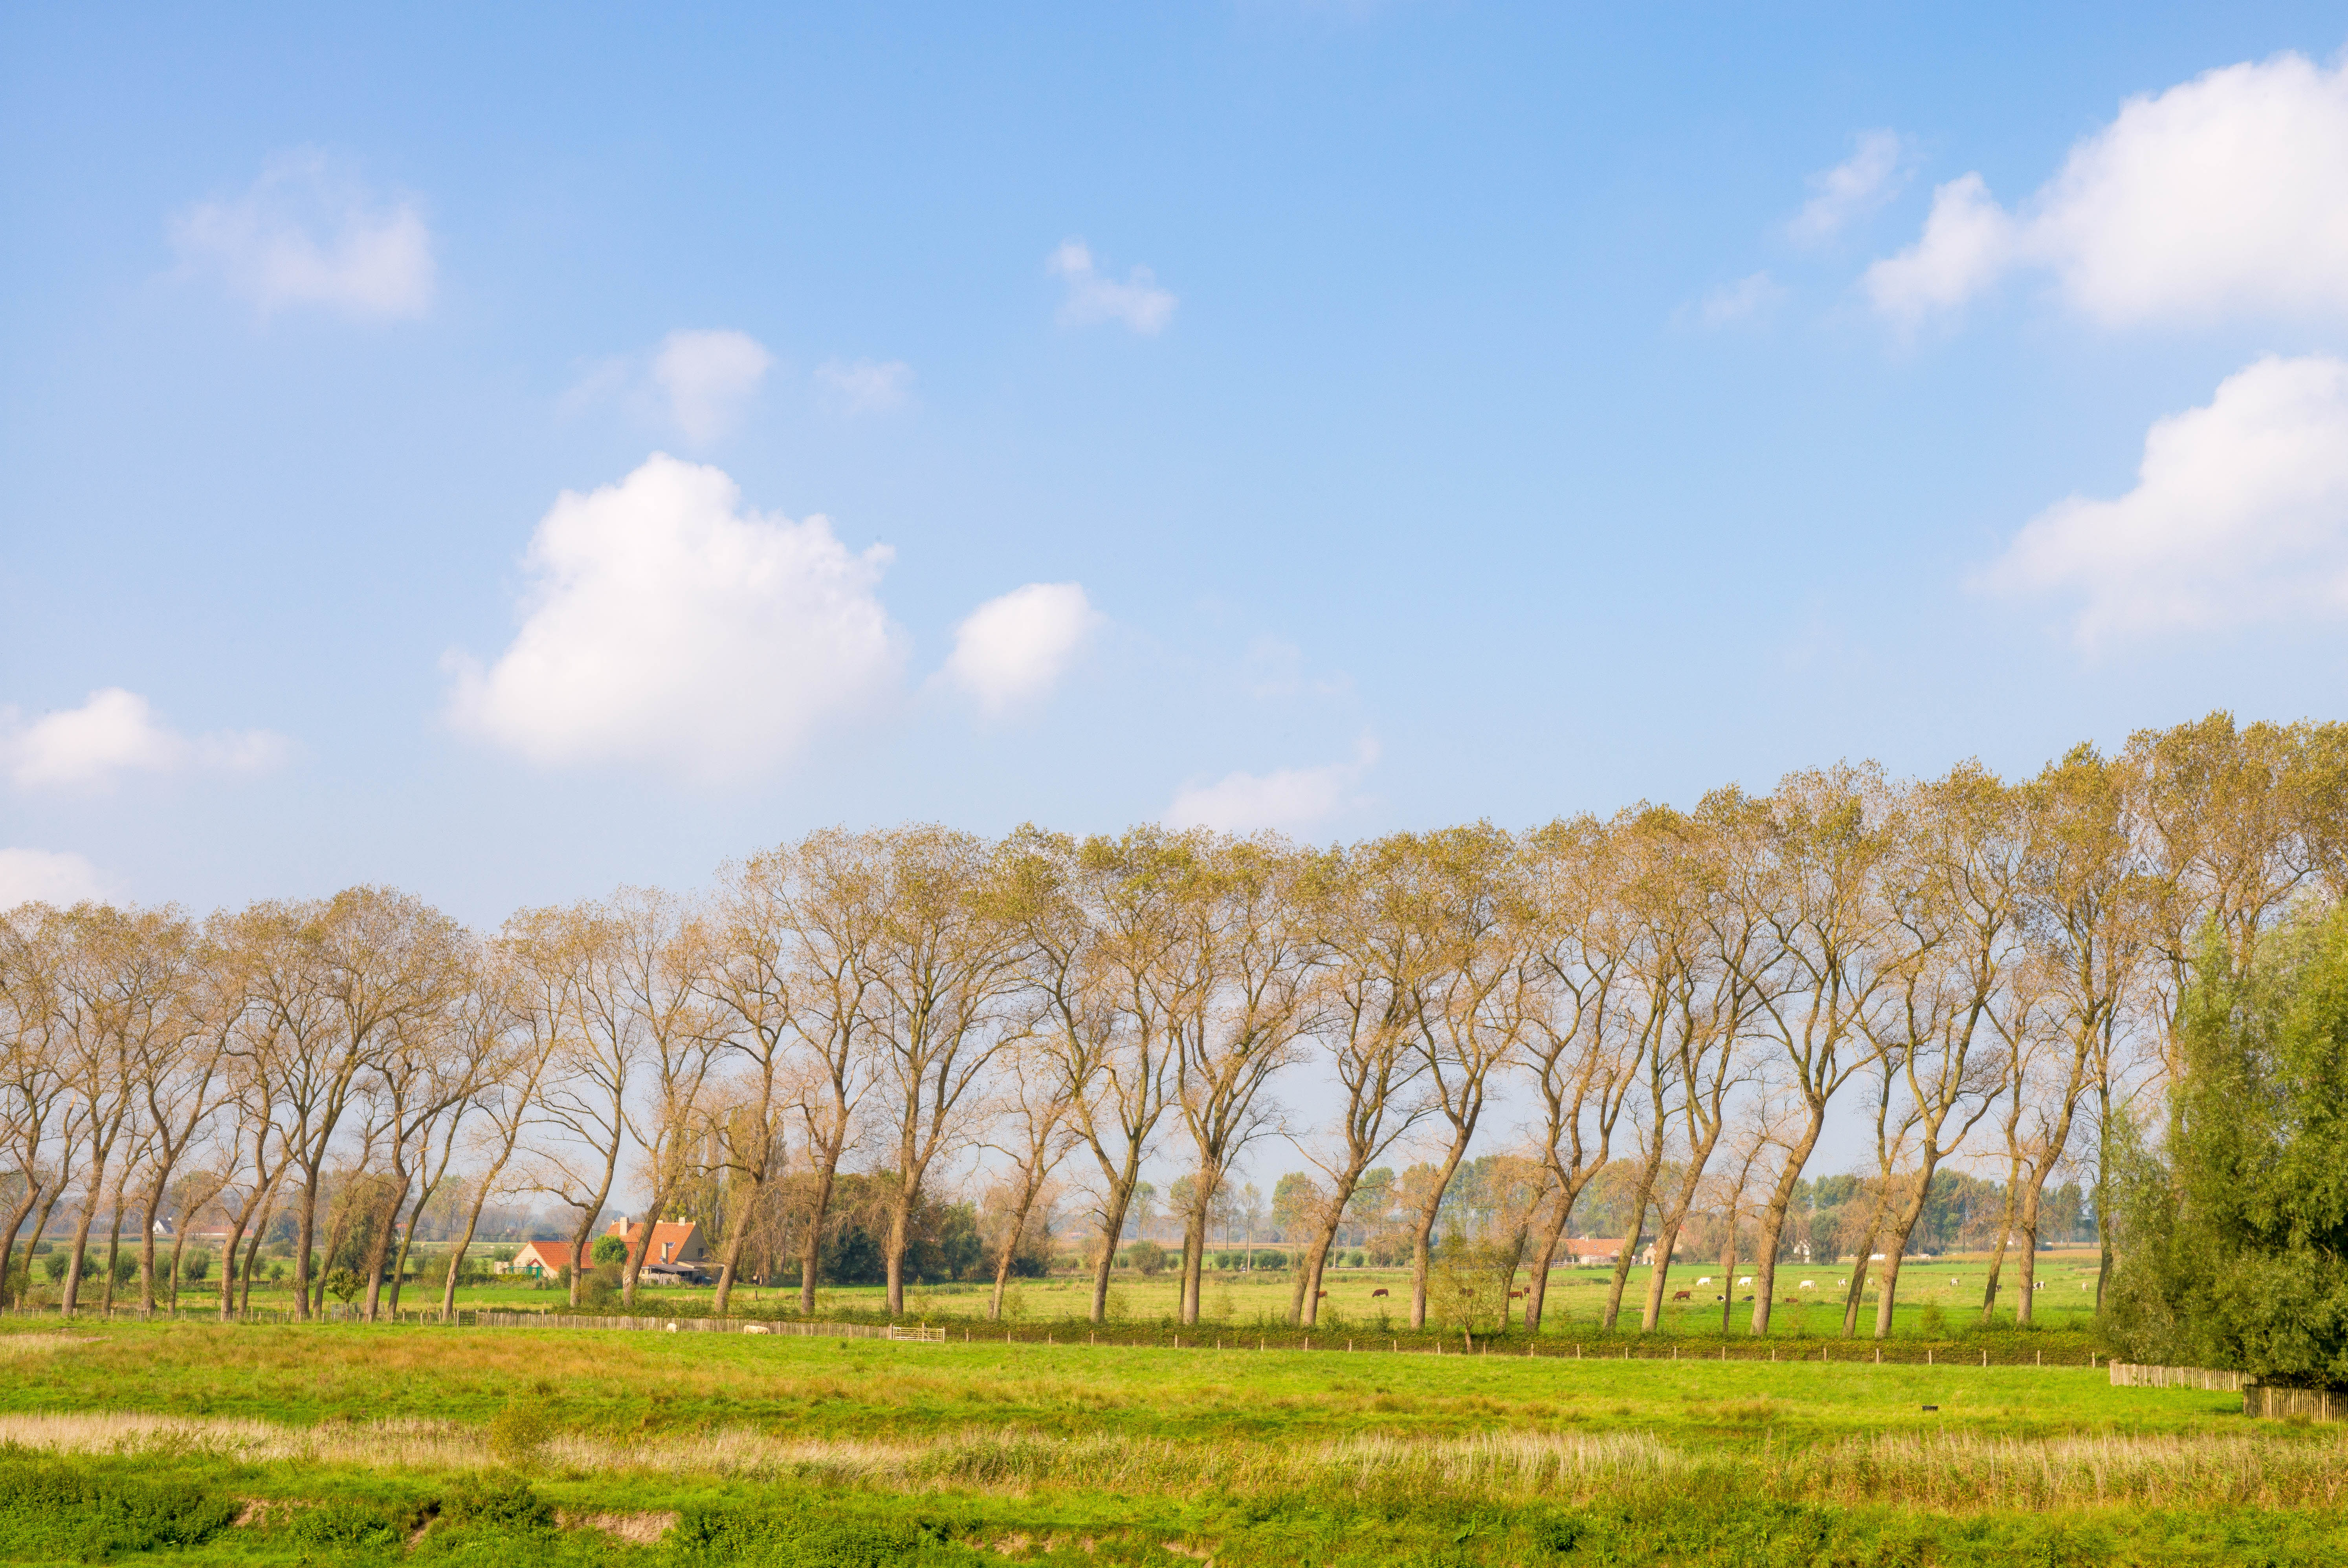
[{"left": 0, "top": 1300, "right": 2128, "bottom": 1366}]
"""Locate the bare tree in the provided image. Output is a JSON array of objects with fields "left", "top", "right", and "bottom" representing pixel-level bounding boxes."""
[
  {"left": 511, "top": 899, "right": 643, "bottom": 1308},
  {"left": 1294, "top": 839, "right": 1434, "bottom": 1328},
  {"left": 705, "top": 833, "right": 883, "bottom": 1317},
  {"left": 980, "top": 1031, "right": 1083, "bottom": 1320},
  {"left": 0, "top": 910, "right": 70, "bottom": 1308},
  {"left": 1170, "top": 836, "right": 1317, "bottom": 1326},
  {"left": 1741, "top": 765, "right": 1899, "bottom": 1335},
  {"left": 1864, "top": 764, "right": 2018, "bottom": 1338},
  {"left": 1398, "top": 825, "right": 1534, "bottom": 1332},
  {"left": 606, "top": 890, "right": 718, "bottom": 1308},
  {"left": 438, "top": 940, "right": 556, "bottom": 1319},
  {"left": 1517, "top": 816, "right": 1638, "bottom": 1334},
  {"left": 867, "top": 828, "right": 1027, "bottom": 1316}
]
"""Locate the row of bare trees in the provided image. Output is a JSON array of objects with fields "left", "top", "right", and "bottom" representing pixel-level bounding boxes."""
[{"left": 0, "top": 714, "right": 2336, "bottom": 1337}]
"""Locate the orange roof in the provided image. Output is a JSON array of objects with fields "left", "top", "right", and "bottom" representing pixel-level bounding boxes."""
[{"left": 605, "top": 1219, "right": 700, "bottom": 1257}]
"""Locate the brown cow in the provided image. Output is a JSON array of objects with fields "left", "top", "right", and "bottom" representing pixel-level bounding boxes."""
[
  {"left": 1508, "top": 1290, "right": 1524, "bottom": 1299},
  {"left": 1671, "top": 1290, "right": 1691, "bottom": 1301},
  {"left": 1315, "top": 1290, "right": 1328, "bottom": 1299},
  {"left": 1371, "top": 1287, "right": 1389, "bottom": 1298}
]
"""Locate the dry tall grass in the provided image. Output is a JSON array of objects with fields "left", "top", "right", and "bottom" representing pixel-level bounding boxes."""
[{"left": 2, "top": 1409, "right": 2341, "bottom": 1513}]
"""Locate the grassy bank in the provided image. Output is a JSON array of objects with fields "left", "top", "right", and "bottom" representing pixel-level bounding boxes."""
[{"left": 0, "top": 1318, "right": 2330, "bottom": 1564}]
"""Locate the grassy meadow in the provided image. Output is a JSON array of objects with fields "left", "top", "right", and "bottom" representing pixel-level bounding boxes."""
[
  {"left": 154, "top": 1250, "right": 2110, "bottom": 1348},
  {"left": 0, "top": 1297, "right": 2336, "bottom": 1566}
]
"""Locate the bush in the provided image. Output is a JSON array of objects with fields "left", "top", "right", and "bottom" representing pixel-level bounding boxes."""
[
  {"left": 293, "top": 1496, "right": 409, "bottom": 1550},
  {"left": 180, "top": 1249, "right": 211, "bottom": 1282},
  {"left": 2107, "top": 907, "right": 2348, "bottom": 1385},
  {"left": 0, "top": 1460, "right": 238, "bottom": 1558},
  {"left": 440, "top": 1471, "right": 555, "bottom": 1535},
  {"left": 1128, "top": 1240, "right": 1167, "bottom": 1276},
  {"left": 325, "top": 1267, "right": 364, "bottom": 1304},
  {"left": 486, "top": 1402, "right": 550, "bottom": 1467},
  {"left": 590, "top": 1235, "right": 630, "bottom": 1266}
]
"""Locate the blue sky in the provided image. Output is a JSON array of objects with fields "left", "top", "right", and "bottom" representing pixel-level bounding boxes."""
[{"left": 7, "top": 4, "right": 2348, "bottom": 922}]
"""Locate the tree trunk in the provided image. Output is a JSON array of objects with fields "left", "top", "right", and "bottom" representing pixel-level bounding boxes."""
[
  {"left": 1638, "top": 1218, "right": 1686, "bottom": 1330},
  {"left": 988, "top": 1181, "right": 1047, "bottom": 1322},
  {"left": 2014, "top": 1183, "right": 2044, "bottom": 1327},
  {"left": 100, "top": 1202, "right": 125, "bottom": 1313},
  {"left": 1747, "top": 1107, "right": 1824, "bottom": 1335},
  {"left": 797, "top": 1158, "right": 842, "bottom": 1317},
  {"left": 138, "top": 1175, "right": 167, "bottom": 1313},
  {"left": 1872, "top": 1166, "right": 1938, "bottom": 1339},
  {"left": 292, "top": 1164, "right": 322, "bottom": 1321},
  {"left": 1088, "top": 1180, "right": 1139, "bottom": 1324},
  {"left": 884, "top": 1190, "right": 912, "bottom": 1318},
  {"left": 1297, "top": 1175, "right": 1363, "bottom": 1328},
  {"left": 1405, "top": 1135, "right": 1474, "bottom": 1331},
  {"left": 60, "top": 1194, "right": 99, "bottom": 1316},
  {"left": 1600, "top": 1165, "right": 1659, "bottom": 1332},
  {"left": 361, "top": 1176, "right": 410, "bottom": 1321},
  {"left": 0, "top": 1178, "right": 43, "bottom": 1310}
]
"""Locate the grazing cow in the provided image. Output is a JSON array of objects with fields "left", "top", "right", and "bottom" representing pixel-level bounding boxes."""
[
  {"left": 1371, "top": 1287, "right": 1390, "bottom": 1298},
  {"left": 1671, "top": 1290, "right": 1691, "bottom": 1301},
  {"left": 1798, "top": 1281, "right": 1816, "bottom": 1290},
  {"left": 1737, "top": 1276, "right": 1752, "bottom": 1286},
  {"left": 1739, "top": 1295, "right": 1753, "bottom": 1302},
  {"left": 1713, "top": 1295, "right": 1725, "bottom": 1302},
  {"left": 1782, "top": 1297, "right": 1800, "bottom": 1305},
  {"left": 1696, "top": 1277, "right": 1711, "bottom": 1286},
  {"left": 1509, "top": 1290, "right": 1524, "bottom": 1299},
  {"left": 1315, "top": 1290, "right": 1328, "bottom": 1299}
]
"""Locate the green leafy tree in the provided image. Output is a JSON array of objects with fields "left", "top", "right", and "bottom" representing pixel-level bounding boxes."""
[
  {"left": 2107, "top": 908, "right": 2348, "bottom": 1385},
  {"left": 590, "top": 1235, "right": 630, "bottom": 1266}
]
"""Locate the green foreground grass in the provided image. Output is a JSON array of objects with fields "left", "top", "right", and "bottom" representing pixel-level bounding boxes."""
[{"left": 0, "top": 1318, "right": 2334, "bottom": 1566}]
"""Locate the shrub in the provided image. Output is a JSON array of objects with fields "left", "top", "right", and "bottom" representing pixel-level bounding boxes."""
[
  {"left": 325, "top": 1267, "right": 364, "bottom": 1304},
  {"left": 590, "top": 1235, "right": 630, "bottom": 1266},
  {"left": 1128, "top": 1240, "right": 1167, "bottom": 1276},
  {"left": 293, "top": 1497, "right": 409, "bottom": 1550},
  {"left": 440, "top": 1471, "right": 555, "bottom": 1535},
  {"left": 486, "top": 1402, "right": 550, "bottom": 1467},
  {"left": 2108, "top": 907, "right": 2348, "bottom": 1385},
  {"left": 0, "top": 1460, "right": 237, "bottom": 1558}
]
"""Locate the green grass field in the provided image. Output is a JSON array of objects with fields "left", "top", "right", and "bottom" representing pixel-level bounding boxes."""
[
  {"left": 0, "top": 1300, "right": 2335, "bottom": 1566},
  {"left": 137, "top": 1251, "right": 2110, "bottom": 1344}
]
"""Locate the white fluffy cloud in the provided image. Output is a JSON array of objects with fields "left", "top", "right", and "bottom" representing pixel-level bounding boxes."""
[
  {"left": 1868, "top": 53, "right": 2348, "bottom": 325},
  {"left": 3, "top": 688, "right": 289, "bottom": 790},
  {"left": 1165, "top": 738, "right": 1378, "bottom": 835},
  {"left": 942, "top": 583, "right": 1102, "bottom": 714},
  {"left": 1790, "top": 129, "right": 1909, "bottom": 244},
  {"left": 816, "top": 358, "right": 916, "bottom": 414},
  {"left": 0, "top": 848, "right": 110, "bottom": 910},
  {"left": 447, "top": 454, "right": 902, "bottom": 777},
  {"left": 652, "top": 330, "right": 774, "bottom": 443},
  {"left": 1049, "top": 241, "right": 1178, "bottom": 334},
  {"left": 171, "top": 153, "right": 433, "bottom": 319},
  {"left": 1983, "top": 355, "right": 2348, "bottom": 642}
]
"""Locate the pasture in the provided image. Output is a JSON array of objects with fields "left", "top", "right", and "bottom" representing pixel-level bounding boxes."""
[
  {"left": 158, "top": 1249, "right": 2110, "bottom": 1341},
  {"left": 0, "top": 1310, "right": 2334, "bottom": 1565}
]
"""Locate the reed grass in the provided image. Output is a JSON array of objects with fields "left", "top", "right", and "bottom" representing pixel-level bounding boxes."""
[{"left": 4, "top": 1408, "right": 2339, "bottom": 1515}]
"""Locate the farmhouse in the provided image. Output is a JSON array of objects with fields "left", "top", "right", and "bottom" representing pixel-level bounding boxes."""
[
  {"left": 504, "top": 1240, "right": 578, "bottom": 1278},
  {"left": 605, "top": 1216, "right": 706, "bottom": 1269}
]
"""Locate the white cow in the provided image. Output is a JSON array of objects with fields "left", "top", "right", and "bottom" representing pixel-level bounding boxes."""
[
  {"left": 1737, "top": 1276, "right": 1752, "bottom": 1286},
  {"left": 1696, "top": 1277, "right": 1712, "bottom": 1285},
  {"left": 1798, "top": 1280, "right": 1816, "bottom": 1290}
]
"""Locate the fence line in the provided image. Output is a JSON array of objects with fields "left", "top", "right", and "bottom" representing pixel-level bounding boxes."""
[
  {"left": 2246, "top": 1382, "right": 2347, "bottom": 1421},
  {"left": 2107, "top": 1362, "right": 2245, "bottom": 1392},
  {"left": 0, "top": 1300, "right": 2114, "bottom": 1364}
]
